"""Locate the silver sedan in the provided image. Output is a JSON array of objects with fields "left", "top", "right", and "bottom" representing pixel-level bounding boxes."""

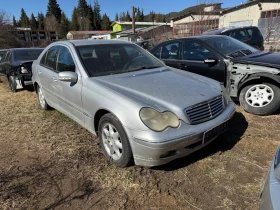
[{"left": 32, "top": 40, "right": 236, "bottom": 167}]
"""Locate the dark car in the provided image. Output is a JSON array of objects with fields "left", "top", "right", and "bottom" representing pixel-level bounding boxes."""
[
  {"left": 203, "top": 26, "right": 264, "bottom": 50},
  {"left": 150, "top": 35, "right": 280, "bottom": 115},
  {"left": 0, "top": 48, "right": 43, "bottom": 92},
  {"left": 260, "top": 147, "right": 280, "bottom": 210}
]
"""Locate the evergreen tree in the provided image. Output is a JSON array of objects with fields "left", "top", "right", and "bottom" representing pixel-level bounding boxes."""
[
  {"left": 78, "top": 0, "right": 89, "bottom": 17},
  {"left": 58, "top": 12, "right": 70, "bottom": 39},
  {"left": 135, "top": 7, "right": 141, "bottom": 22},
  {"left": 19, "top": 8, "right": 30, "bottom": 28},
  {"left": 140, "top": 9, "right": 144, "bottom": 22},
  {"left": 87, "top": 4, "right": 94, "bottom": 30},
  {"left": 125, "top": 11, "right": 131, "bottom": 21},
  {"left": 46, "top": 0, "right": 62, "bottom": 23},
  {"left": 120, "top": 12, "right": 125, "bottom": 21},
  {"left": 101, "top": 13, "right": 110, "bottom": 30},
  {"left": 115, "top": 13, "right": 119, "bottom": 21},
  {"left": 93, "top": 0, "right": 101, "bottom": 30},
  {"left": 71, "top": 7, "right": 80, "bottom": 30},
  {"left": 12, "top": 15, "right": 18, "bottom": 27},
  {"left": 37, "top": 12, "right": 45, "bottom": 30},
  {"left": 30, "top": 13, "right": 38, "bottom": 30},
  {"left": 149, "top": 11, "right": 156, "bottom": 22}
]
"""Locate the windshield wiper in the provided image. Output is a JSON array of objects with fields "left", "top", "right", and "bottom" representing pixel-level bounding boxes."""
[{"left": 125, "top": 66, "right": 162, "bottom": 72}]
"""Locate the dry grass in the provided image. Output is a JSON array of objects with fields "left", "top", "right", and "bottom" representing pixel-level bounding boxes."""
[{"left": 0, "top": 78, "right": 279, "bottom": 210}]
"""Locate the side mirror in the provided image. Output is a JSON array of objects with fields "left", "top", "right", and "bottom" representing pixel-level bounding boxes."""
[
  {"left": 204, "top": 57, "right": 217, "bottom": 64},
  {"left": 58, "top": 71, "right": 78, "bottom": 83}
]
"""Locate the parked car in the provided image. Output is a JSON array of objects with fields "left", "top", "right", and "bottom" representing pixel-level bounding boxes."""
[
  {"left": 150, "top": 35, "right": 280, "bottom": 115},
  {"left": 203, "top": 26, "right": 264, "bottom": 50},
  {"left": 135, "top": 40, "right": 153, "bottom": 50},
  {"left": 260, "top": 147, "right": 280, "bottom": 210},
  {"left": 32, "top": 40, "right": 236, "bottom": 167},
  {"left": 0, "top": 48, "right": 43, "bottom": 92}
]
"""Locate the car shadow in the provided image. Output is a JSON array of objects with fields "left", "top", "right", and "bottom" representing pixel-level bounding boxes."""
[{"left": 152, "top": 112, "right": 248, "bottom": 171}]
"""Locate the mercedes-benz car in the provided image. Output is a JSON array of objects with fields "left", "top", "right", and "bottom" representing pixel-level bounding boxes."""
[
  {"left": 150, "top": 35, "right": 280, "bottom": 115},
  {"left": 260, "top": 147, "right": 280, "bottom": 210},
  {"left": 0, "top": 48, "right": 43, "bottom": 92},
  {"left": 32, "top": 40, "right": 235, "bottom": 167}
]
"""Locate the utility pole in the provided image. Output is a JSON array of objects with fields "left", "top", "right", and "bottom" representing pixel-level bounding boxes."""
[{"left": 132, "top": 6, "right": 135, "bottom": 34}]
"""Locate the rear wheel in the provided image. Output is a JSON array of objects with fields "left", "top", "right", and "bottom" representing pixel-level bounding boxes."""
[
  {"left": 98, "top": 113, "right": 133, "bottom": 167},
  {"left": 37, "top": 86, "right": 51, "bottom": 110},
  {"left": 239, "top": 83, "right": 280, "bottom": 115},
  {"left": 8, "top": 75, "right": 17, "bottom": 92}
]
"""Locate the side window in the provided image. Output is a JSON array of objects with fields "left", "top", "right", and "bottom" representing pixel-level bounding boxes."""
[
  {"left": 43, "top": 46, "right": 59, "bottom": 71},
  {"left": 4, "top": 52, "right": 11, "bottom": 62},
  {"left": 154, "top": 42, "right": 180, "bottom": 59},
  {"left": 247, "top": 29, "right": 253, "bottom": 40},
  {"left": 57, "top": 46, "right": 75, "bottom": 72},
  {"left": 230, "top": 30, "right": 249, "bottom": 42},
  {"left": 183, "top": 41, "right": 214, "bottom": 61}
]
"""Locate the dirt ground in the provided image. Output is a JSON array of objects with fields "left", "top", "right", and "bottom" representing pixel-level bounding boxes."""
[{"left": 0, "top": 78, "right": 280, "bottom": 210}]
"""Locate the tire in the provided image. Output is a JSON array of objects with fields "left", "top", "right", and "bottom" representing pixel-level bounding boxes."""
[
  {"left": 37, "top": 86, "right": 51, "bottom": 110},
  {"left": 8, "top": 75, "right": 17, "bottom": 92},
  {"left": 98, "top": 113, "right": 134, "bottom": 167},
  {"left": 22, "top": 83, "right": 35, "bottom": 92},
  {"left": 239, "top": 83, "right": 280, "bottom": 115}
]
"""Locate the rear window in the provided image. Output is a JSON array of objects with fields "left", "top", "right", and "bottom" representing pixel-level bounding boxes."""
[{"left": 15, "top": 49, "right": 43, "bottom": 61}]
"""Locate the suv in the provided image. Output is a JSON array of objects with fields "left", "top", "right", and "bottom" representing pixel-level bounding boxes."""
[
  {"left": 203, "top": 26, "right": 264, "bottom": 50},
  {"left": 0, "top": 48, "right": 43, "bottom": 92}
]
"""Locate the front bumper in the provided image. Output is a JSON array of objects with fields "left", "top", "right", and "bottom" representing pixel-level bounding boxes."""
[{"left": 125, "top": 101, "right": 236, "bottom": 167}]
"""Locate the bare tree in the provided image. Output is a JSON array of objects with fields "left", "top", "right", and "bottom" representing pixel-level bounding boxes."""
[
  {"left": 0, "top": 9, "right": 21, "bottom": 49},
  {"left": 45, "top": 14, "right": 59, "bottom": 31}
]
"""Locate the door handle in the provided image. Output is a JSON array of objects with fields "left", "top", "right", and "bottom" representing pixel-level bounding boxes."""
[
  {"left": 178, "top": 63, "right": 187, "bottom": 68},
  {"left": 52, "top": 76, "right": 58, "bottom": 82}
]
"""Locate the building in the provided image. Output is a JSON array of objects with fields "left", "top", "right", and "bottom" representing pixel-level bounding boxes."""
[
  {"left": 66, "top": 31, "right": 112, "bottom": 40},
  {"left": 171, "top": 0, "right": 280, "bottom": 41},
  {"left": 111, "top": 21, "right": 169, "bottom": 32}
]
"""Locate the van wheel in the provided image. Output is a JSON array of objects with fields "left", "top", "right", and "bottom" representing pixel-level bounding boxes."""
[
  {"left": 98, "top": 113, "right": 134, "bottom": 167},
  {"left": 239, "top": 83, "right": 280, "bottom": 115}
]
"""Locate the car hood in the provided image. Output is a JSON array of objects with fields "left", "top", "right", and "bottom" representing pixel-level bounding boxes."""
[
  {"left": 92, "top": 67, "right": 222, "bottom": 114},
  {"left": 233, "top": 51, "right": 280, "bottom": 69}
]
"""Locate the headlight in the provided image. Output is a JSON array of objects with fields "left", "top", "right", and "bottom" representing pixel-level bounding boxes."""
[
  {"left": 140, "top": 108, "right": 180, "bottom": 132},
  {"left": 220, "top": 84, "right": 231, "bottom": 105},
  {"left": 21, "top": 66, "right": 28, "bottom": 73}
]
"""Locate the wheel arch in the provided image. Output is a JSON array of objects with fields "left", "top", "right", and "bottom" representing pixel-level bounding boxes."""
[{"left": 237, "top": 73, "right": 280, "bottom": 97}]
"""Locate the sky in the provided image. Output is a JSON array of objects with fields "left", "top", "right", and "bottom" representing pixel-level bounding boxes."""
[{"left": 0, "top": 0, "right": 238, "bottom": 22}]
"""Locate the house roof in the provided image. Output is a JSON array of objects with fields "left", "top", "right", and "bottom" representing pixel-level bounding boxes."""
[
  {"left": 68, "top": 31, "right": 112, "bottom": 35},
  {"left": 111, "top": 21, "right": 169, "bottom": 27}
]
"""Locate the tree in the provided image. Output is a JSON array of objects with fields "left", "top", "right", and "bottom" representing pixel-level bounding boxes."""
[
  {"left": 70, "top": 7, "right": 80, "bottom": 30},
  {"left": 46, "top": 0, "right": 62, "bottom": 23},
  {"left": 37, "top": 12, "right": 45, "bottom": 30},
  {"left": 93, "top": 0, "right": 101, "bottom": 30},
  {"left": 45, "top": 14, "right": 59, "bottom": 31},
  {"left": 19, "top": 8, "right": 30, "bottom": 28},
  {"left": 125, "top": 11, "right": 131, "bottom": 21},
  {"left": 140, "top": 9, "right": 145, "bottom": 22},
  {"left": 30, "top": 13, "right": 38, "bottom": 30},
  {"left": 12, "top": 16, "right": 18, "bottom": 27},
  {"left": 78, "top": 0, "right": 89, "bottom": 17},
  {"left": 0, "top": 10, "right": 21, "bottom": 48},
  {"left": 101, "top": 13, "right": 110, "bottom": 30},
  {"left": 58, "top": 12, "right": 70, "bottom": 39},
  {"left": 135, "top": 7, "right": 141, "bottom": 22},
  {"left": 115, "top": 13, "right": 119, "bottom": 21}
]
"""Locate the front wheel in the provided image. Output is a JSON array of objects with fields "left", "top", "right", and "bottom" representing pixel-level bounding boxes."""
[
  {"left": 98, "top": 113, "right": 134, "bottom": 167},
  {"left": 239, "top": 83, "right": 280, "bottom": 115}
]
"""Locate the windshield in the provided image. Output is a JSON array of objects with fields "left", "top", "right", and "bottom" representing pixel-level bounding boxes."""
[
  {"left": 77, "top": 43, "right": 164, "bottom": 77},
  {"left": 15, "top": 49, "right": 43, "bottom": 61},
  {"left": 204, "top": 36, "right": 259, "bottom": 58}
]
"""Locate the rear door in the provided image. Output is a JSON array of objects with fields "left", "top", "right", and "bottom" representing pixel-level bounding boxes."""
[{"left": 37, "top": 46, "right": 59, "bottom": 107}]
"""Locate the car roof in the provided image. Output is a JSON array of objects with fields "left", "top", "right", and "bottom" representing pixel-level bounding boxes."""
[
  {"left": 162, "top": 35, "right": 226, "bottom": 42},
  {"left": 8, "top": 48, "right": 43, "bottom": 51},
  {"left": 203, "top": 26, "right": 259, "bottom": 35},
  {"left": 54, "top": 39, "right": 134, "bottom": 47}
]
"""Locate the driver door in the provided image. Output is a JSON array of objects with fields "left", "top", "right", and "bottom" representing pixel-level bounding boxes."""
[{"left": 179, "top": 40, "right": 225, "bottom": 83}]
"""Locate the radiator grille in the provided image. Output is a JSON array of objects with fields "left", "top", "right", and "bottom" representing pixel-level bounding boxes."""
[{"left": 185, "top": 96, "right": 224, "bottom": 124}]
